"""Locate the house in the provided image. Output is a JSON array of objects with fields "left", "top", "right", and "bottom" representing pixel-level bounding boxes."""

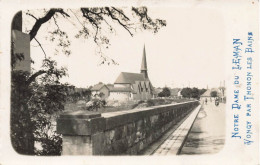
[
  {"left": 177, "top": 90, "right": 183, "bottom": 98},
  {"left": 108, "top": 45, "right": 155, "bottom": 101},
  {"left": 200, "top": 89, "right": 212, "bottom": 100},
  {"left": 90, "top": 82, "right": 110, "bottom": 99},
  {"left": 200, "top": 88, "right": 224, "bottom": 101},
  {"left": 170, "top": 88, "right": 182, "bottom": 98}
]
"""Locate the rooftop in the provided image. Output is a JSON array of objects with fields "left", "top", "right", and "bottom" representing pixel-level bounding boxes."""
[
  {"left": 91, "top": 83, "right": 107, "bottom": 91},
  {"left": 114, "top": 72, "right": 146, "bottom": 84},
  {"left": 109, "top": 86, "right": 133, "bottom": 92}
]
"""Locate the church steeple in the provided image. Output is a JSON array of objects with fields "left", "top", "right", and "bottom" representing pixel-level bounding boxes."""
[{"left": 141, "top": 44, "right": 148, "bottom": 79}]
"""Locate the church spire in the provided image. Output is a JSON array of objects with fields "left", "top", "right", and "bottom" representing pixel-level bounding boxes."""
[{"left": 141, "top": 44, "right": 148, "bottom": 79}]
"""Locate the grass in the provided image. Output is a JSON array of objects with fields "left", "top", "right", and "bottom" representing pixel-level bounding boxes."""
[
  {"left": 64, "top": 98, "right": 194, "bottom": 114},
  {"left": 64, "top": 103, "right": 133, "bottom": 113}
]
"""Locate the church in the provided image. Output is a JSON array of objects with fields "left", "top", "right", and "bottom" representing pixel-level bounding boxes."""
[{"left": 107, "top": 45, "right": 155, "bottom": 101}]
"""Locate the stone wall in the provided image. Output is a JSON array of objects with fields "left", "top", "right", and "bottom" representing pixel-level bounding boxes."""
[{"left": 57, "top": 101, "right": 199, "bottom": 155}]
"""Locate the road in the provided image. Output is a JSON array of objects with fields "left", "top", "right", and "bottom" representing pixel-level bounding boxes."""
[{"left": 179, "top": 100, "right": 225, "bottom": 155}]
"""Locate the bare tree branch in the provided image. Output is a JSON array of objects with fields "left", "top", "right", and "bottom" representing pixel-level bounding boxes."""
[
  {"left": 26, "top": 70, "right": 47, "bottom": 86},
  {"left": 33, "top": 38, "right": 47, "bottom": 59},
  {"left": 26, "top": 12, "right": 38, "bottom": 20},
  {"left": 81, "top": 8, "right": 100, "bottom": 42},
  {"left": 29, "top": 8, "right": 70, "bottom": 41},
  {"left": 112, "top": 7, "right": 130, "bottom": 21},
  {"left": 84, "top": 8, "right": 103, "bottom": 19},
  {"left": 105, "top": 7, "right": 133, "bottom": 36},
  {"left": 52, "top": 16, "right": 61, "bottom": 31},
  {"left": 69, "top": 9, "right": 85, "bottom": 28}
]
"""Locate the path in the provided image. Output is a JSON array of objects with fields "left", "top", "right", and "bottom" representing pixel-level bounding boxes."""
[{"left": 179, "top": 101, "right": 225, "bottom": 155}]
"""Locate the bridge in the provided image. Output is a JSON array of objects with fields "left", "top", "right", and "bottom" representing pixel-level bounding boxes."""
[{"left": 56, "top": 100, "right": 225, "bottom": 155}]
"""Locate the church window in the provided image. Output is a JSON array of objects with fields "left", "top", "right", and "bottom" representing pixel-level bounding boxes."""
[
  {"left": 145, "top": 83, "right": 148, "bottom": 92},
  {"left": 138, "top": 84, "right": 141, "bottom": 93}
]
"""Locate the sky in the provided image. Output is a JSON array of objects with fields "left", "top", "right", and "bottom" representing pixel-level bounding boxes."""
[{"left": 26, "top": 6, "right": 226, "bottom": 89}]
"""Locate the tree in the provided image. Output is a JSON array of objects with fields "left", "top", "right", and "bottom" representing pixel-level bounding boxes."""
[
  {"left": 181, "top": 87, "right": 205, "bottom": 99},
  {"left": 191, "top": 87, "right": 200, "bottom": 99},
  {"left": 181, "top": 87, "right": 192, "bottom": 98},
  {"left": 210, "top": 91, "right": 218, "bottom": 98},
  {"left": 98, "top": 92, "right": 105, "bottom": 99},
  {"left": 87, "top": 98, "right": 106, "bottom": 111},
  {"left": 199, "top": 88, "right": 207, "bottom": 96},
  {"left": 67, "top": 88, "right": 92, "bottom": 103},
  {"left": 11, "top": 7, "right": 166, "bottom": 155},
  {"left": 81, "top": 89, "right": 92, "bottom": 101},
  {"left": 158, "top": 87, "right": 171, "bottom": 97},
  {"left": 24, "top": 8, "right": 166, "bottom": 61},
  {"left": 11, "top": 58, "right": 73, "bottom": 155}
]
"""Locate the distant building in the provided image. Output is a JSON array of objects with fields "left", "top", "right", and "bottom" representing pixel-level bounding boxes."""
[
  {"left": 170, "top": 88, "right": 182, "bottom": 98},
  {"left": 177, "top": 90, "right": 182, "bottom": 98},
  {"left": 108, "top": 45, "right": 155, "bottom": 101},
  {"left": 90, "top": 82, "right": 110, "bottom": 99},
  {"left": 154, "top": 87, "right": 163, "bottom": 97},
  {"left": 201, "top": 87, "right": 225, "bottom": 101},
  {"left": 200, "top": 89, "right": 212, "bottom": 99}
]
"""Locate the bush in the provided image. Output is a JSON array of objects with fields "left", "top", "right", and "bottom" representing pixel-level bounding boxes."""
[
  {"left": 146, "top": 99, "right": 155, "bottom": 107},
  {"left": 86, "top": 99, "right": 106, "bottom": 111},
  {"left": 158, "top": 87, "right": 171, "bottom": 97},
  {"left": 210, "top": 91, "right": 218, "bottom": 97},
  {"left": 138, "top": 100, "right": 145, "bottom": 104}
]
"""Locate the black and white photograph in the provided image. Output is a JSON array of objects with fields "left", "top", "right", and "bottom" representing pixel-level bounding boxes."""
[{"left": 0, "top": 0, "right": 259, "bottom": 164}]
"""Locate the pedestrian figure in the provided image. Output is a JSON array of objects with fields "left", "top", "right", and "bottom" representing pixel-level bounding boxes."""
[
  {"left": 205, "top": 98, "right": 207, "bottom": 105},
  {"left": 215, "top": 97, "right": 219, "bottom": 106}
]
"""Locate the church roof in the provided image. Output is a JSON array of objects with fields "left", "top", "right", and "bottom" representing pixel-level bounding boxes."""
[
  {"left": 114, "top": 72, "right": 146, "bottom": 84},
  {"left": 109, "top": 86, "right": 133, "bottom": 92}
]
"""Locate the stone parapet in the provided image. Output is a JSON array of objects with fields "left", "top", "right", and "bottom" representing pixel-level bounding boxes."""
[{"left": 57, "top": 101, "right": 199, "bottom": 155}]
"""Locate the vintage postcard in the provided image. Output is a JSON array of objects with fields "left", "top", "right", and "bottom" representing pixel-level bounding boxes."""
[{"left": 0, "top": 0, "right": 259, "bottom": 164}]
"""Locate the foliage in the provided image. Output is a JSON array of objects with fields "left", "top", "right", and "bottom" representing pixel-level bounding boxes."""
[
  {"left": 11, "top": 71, "right": 34, "bottom": 154},
  {"left": 98, "top": 92, "right": 105, "bottom": 98},
  {"left": 181, "top": 87, "right": 206, "bottom": 99},
  {"left": 86, "top": 98, "right": 106, "bottom": 111},
  {"left": 11, "top": 57, "right": 72, "bottom": 155},
  {"left": 35, "top": 132, "right": 62, "bottom": 155},
  {"left": 67, "top": 88, "right": 92, "bottom": 103},
  {"left": 210, "top": 91, "right": 218, "bottom": 97},
  {"left": 11, "top": 41, "right": 25, "bottom": 69},
  {"left": 134, "top": 98, "right": 186, "bottom": 109},
  {"left": 181, "top": 88, "right": 192, "bottom": 98},
  {"left": 158, "top": 87, "right": 171, "bottom": 97},
  {"left": 25, "top": 7, "right": 166, "bottom": 64},
  {"left": 28, "top": 81, "right": 72, "bottom": 155},
  {"left": 138, "top": 100, "right": 145, "bottom": 104},
  {"left": 190, "top": 87, "right": 199, "bottom": 99},
  {"left": 146, "top": 99, "right": 155, "bottom": 107}
]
